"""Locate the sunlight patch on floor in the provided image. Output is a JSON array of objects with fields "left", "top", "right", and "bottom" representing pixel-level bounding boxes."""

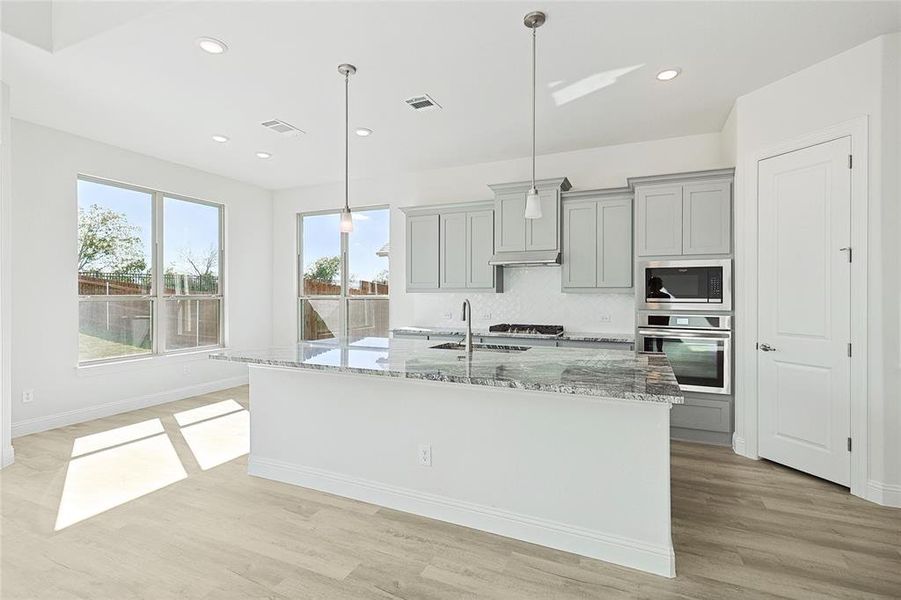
[
  {"left": 55, "top": 433, "right": 187, "bottom": 530},
  {"left": 173, "top": 399, "right": 244, "bottom": 427},
  {"left": 71, "top": 418, "right": 165, "bottom": 458},
  {"left": 179, "top": 410, "right": 249, "bottom": 470}
]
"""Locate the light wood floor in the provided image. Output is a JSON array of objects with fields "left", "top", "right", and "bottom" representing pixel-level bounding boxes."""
[{"left": 1, "top": 386, "right": 899, "bottom": 599}]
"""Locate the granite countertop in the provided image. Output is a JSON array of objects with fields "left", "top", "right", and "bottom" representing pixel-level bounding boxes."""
[
  {"left": 392, "top": 326, "right": 634, "bottom": 344},
  {"left": 210, "top": 337, "right": 681, "bottom": 404}
]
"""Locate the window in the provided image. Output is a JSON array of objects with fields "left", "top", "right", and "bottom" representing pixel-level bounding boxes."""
[
  {"left": 77, "top": 177, "right": 223, "bottom": 364},
  {"left": 298, "top": 207, "right": 389, "bottom": 342}
]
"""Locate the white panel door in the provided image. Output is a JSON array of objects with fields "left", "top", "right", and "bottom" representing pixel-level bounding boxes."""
[{"left": 757, "top": 137, "right": 851, "bottom": 486}]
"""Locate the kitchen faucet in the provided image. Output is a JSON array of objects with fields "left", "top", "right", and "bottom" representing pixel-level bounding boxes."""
[{"left": 461, "top": 299, "right": 473, "bottom": 353}]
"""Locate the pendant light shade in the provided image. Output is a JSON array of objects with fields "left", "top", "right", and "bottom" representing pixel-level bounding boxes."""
[
  {"left": 338, "top": 63, "right": 356, "bottom": 233},
  {"left": 524, "top": 188, "right": 542, "bottom": 219},
  {"left": 523, "top": 11, "right": 545, "bottom": 220},
  {"left": 340, "top": 208, "right": 354, "bottom": 233}
]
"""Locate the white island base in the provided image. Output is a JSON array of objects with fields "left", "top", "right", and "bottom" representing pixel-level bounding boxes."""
[{"left": 246, "top": 365, "right": 676, "bottom": 577}]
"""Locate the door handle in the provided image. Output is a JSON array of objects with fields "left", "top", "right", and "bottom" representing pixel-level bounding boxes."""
[{"left": 759, "top": 343, "right": 777, "bottom": 352}]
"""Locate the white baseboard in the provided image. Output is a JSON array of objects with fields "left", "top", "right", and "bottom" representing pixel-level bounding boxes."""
[
  {"left": 866, "top": 480, "right": 901, "bottom": 508},
  {"left": 11, "top": 375, "right": 248, "bottom": 438},
  {"left": 1, "top": 444, "right": 13, "bottom": 468},
  {"left": 249, "top": 456, "right": 676, "bottom": 578},
  {"left": 732, "top": 434, "right": 757, "bottom": 458}
]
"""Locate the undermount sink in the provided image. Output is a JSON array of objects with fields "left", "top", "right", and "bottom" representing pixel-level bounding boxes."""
[{"left": 430, "top": 342, "right": 530, "bottom": 353}]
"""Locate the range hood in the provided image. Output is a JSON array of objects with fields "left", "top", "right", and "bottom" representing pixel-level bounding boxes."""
[{"left": 488, "top": 250, "right": 560, "bottom": 266}]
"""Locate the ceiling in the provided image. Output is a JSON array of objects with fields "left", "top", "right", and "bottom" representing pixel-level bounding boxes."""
[{"left": 3, "top": 1, "right": 900, "bottom": 190}]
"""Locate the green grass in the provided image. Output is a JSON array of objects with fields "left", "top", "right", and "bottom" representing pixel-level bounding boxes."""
[{"left": 79, "top": 333, "right": 150, "bottom": 362}]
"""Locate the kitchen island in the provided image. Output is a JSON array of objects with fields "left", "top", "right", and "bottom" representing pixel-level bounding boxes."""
[{"left": 211, "top": 337, "right": 682, "bottom": 577}]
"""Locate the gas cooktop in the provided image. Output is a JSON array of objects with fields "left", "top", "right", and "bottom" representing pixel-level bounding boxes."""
[{"left": 488, "top": 323, "right": 564, "bottom": 337}]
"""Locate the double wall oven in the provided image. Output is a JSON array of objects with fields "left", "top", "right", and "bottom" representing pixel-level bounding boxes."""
[{"left": 637, "top": 259, "right": 733, "bottom": 395}]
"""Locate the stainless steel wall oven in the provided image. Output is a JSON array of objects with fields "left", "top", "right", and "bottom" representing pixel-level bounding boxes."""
[{"left": 637, "top": 313, "right": 732, "bottom": 395}]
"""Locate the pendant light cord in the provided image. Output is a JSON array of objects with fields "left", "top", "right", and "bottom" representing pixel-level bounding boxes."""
[
  {"left": 531, "top": 25, "right": 536, "bottom": 191},
  {"left": 344, "top": 71, "right": 349, "bottom": 213}
]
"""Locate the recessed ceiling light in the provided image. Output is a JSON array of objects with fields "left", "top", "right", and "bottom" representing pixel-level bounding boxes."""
[
  {"left": 211, "top": 135, "right": 229, "bottom": 143},
  {"left": 656, "top": 68, "right": 681, "bottom": 81},
  {"left": 355, "top": 128, "right": 372, "bottom": 137},
  {"left": 255, "top": 151, "right": 272, "bottom": 159},
  {"left": 196, "top": 37, "right": 228, "bottom": 55}
]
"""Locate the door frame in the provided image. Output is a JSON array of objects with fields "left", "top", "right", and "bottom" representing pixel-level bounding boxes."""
[{"left": 734, "top": 116, "right": 869, "bottom": 500}]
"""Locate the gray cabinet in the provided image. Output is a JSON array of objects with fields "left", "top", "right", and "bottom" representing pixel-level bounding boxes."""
[
  {"left": 562, "top": 201, "right": 597, "bottom": 288},
  {"left": 631, "top": 170, "right": 734, "bottom": 258},
  {"left": 466, "top": 210, "right": 495, "bottom": 288},
  {"left": 561, "top": 191, "right": 633, "bottom": 291},
  {"left": 494, "top": 192, "right": 527, "bottom": 253},
  {"left": 635, "top": 185, "right": 683, "bottom": 257},
  {"left": 440, "top": 212, "right": 467, "bottom": 288},
  {"left": 488, "top": 177, "right": 571, "bottom": 260},
  {"left": 682, "top": 180, "right": 732, "bottom": 255},
  {"left": 403, "top": 203, "right": 501, "bottom": 293},
  {"left": 526, "top": 189, "right": 560, "bottom": 251},
  {"left": 406, "top": 214, "right": 439, "bottom": 290}
]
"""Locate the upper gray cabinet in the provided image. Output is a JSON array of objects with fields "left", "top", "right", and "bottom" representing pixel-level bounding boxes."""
[
  {"left": 494, "top": 192, "right": 527, "bottom": 253},
  {"left": 406, "top": 213, "right": 440, "bottom": 290},
  {"left": 561, "top": 190, "right": 633, "bottom": 291},
  {"left": 402, "top": 202, "right": 501, "bottom": 293},
  {"left": 630, "top": 169, "right": 734, "bottom": 257},
  {"left": 488, "top": 177, "right": 571, "bottom": 263},
  {"left": 466, "top": 210, "right": 496, "bottom": 288},
  {"left": 439, "top": 212, "right": 467, "bottom": 289},
  {"left": 635, "top": 185, "right": 683, "bottom": 256},
  {"left": 682, "top": 180, "right": 732, "bottom": 255}
]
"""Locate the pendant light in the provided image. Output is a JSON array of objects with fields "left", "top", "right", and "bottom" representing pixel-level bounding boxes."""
[
  {"left": 523, "top": 11, "right": 546, "bottom": 220},
  {"left": 338, "top": 63, "right": 356, "bottom": 233}
]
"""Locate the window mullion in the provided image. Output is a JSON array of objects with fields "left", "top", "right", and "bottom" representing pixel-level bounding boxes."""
[{"left": 152, "top": 191, "right": 164, "bottom": 355}]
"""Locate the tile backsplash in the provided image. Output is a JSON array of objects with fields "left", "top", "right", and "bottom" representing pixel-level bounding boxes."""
[{"left": 409, "top": 267, "right": 635, "bottom": 332}]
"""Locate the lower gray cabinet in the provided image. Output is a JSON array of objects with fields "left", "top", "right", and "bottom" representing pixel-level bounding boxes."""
[
  {"left": 670, "top": 396, "right": 731, "bottom": 432},
  {"left": 561, "top": 190, "right": 633, "bottom": 291}
]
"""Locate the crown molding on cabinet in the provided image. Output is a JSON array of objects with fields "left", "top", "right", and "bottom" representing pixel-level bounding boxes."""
[{"left": 627, "top": 168, "right": 735, "bottom": 189}]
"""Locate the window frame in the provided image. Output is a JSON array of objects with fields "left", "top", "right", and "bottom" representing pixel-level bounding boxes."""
[
  {"left": 77, "top": 175, "right": 225, "bottom": 366},
  {"left": 297, "top": 205, "right": 389, "bottom": 342}
]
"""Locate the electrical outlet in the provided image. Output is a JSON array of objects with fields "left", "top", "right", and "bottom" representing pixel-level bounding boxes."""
[
  {"left": 598, "top": 314, "right": 612, "bottom": 323},
  {"left": 442, "top": 312, "right": 453, "bottom": 320},
  {"left": 480, "top": 312, "right": 492, "bottom": 320},
  {"left": 183, "top": 364, "right": 191, "bottom": 375},
  {"left": 417, "top": 443, "right": 432, "bottom": 467},
  {"left": 22, "top": 389, "right": 34, "bottom": 404}
]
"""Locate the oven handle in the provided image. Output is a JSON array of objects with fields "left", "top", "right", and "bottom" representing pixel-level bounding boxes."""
[{"left": 637, "top": 328, "right": 732, "bottom": 340}]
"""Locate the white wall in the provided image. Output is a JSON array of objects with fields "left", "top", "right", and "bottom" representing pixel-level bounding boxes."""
[
  {"left": 271, "top": 132, "right": 730, "bottom": 345},
  {"left": 730, "top": 34, "right": 901, "bottom": 501},
  {"left": 9, "top": 119, "right": 273, "bottom": 436},
  {"left": 1, "top": 83, "right": 13, "bottom": 465}
]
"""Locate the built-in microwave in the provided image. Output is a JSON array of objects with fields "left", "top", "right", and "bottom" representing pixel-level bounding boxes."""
[{"left": 638, "top": 259, "right": 732, "bottom": 311}]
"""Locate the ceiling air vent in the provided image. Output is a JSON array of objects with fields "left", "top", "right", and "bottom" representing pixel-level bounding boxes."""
[
  {"left": 404, "top": 94, "right": 442, "bottom": 112},
  {"left": 261, "top": 119, "right": 305, "bottom": 137}
]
